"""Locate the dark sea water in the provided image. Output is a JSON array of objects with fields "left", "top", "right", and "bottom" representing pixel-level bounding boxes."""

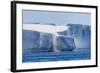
[{"left": 22, "top": 50, "right": 90, "bottom": 63}]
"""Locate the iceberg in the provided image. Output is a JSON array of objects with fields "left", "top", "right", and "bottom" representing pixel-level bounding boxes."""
[{"left": 22, "top": 23, "right": 91, "bottom": 53}]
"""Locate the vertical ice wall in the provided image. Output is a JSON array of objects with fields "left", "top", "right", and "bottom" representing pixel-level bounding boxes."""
[{"left": 23, "top": 24, "right": 91, "bottom": 53}]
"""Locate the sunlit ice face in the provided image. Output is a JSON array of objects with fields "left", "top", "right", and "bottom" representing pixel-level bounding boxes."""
[{"left": 23, "top": 24, "right": 69, "bottom": 36}]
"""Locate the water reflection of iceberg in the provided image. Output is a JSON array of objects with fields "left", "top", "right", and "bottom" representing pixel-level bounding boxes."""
[{"left": 22, "top": 23, "right": 91, "bottom": 53}]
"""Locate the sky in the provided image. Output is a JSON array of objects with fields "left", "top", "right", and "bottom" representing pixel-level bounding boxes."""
[{"left": 22, "top": 10, "right": 91, "bottom": 25}]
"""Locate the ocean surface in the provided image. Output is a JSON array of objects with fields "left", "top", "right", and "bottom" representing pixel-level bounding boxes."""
[{"left": 22, "top": 50, "right": 90, "bottom": 63}]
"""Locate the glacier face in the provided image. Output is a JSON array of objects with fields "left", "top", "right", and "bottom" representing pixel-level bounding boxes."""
[{"left": 22, "top": 24, "right": 91, "bottom": 53}]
